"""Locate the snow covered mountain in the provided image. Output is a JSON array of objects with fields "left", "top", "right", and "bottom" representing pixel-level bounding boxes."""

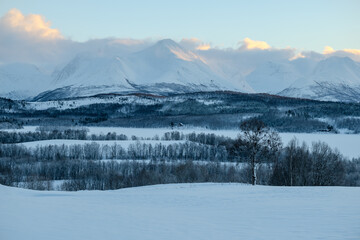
[
  {"left": 2, "top": 39, "right": 360, "bottom": 102},
  {"left": 35, "top": 39, "right": 241, "bottom": 100},
  {"left": 279, "top": 57, "right": 360, "bottom": 101},
  {"left": 0, "top": 63, "right": 50, "bottom": 100},
  {"left": 245, "top": 61, "right": 302, "bottom": 94}
]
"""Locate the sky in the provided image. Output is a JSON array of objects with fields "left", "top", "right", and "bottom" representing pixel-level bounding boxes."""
[
  {"left": 0, "top": 0, "right": 359, "bottom": 51},
  {"left": 0, "top": 0, "right": 359, "bottom": 67}
]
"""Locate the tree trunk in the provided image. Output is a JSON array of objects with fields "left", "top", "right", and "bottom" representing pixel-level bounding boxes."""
[
  {"left": 290, "top": 155, "right": 293, "bottom": 186},
  {"left": 251, "top": 155, "right": 256, "bottom": 185}
]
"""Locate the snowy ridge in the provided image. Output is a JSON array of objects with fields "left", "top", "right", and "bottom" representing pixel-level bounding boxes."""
[
  {"left": 2, "top": 39, "right": 360, "bottom": 102},
  {"left": 279, "top": 57, "right": 360, "bottom": 101},
  {"left": 37, "top": 39, "right": 238, "bottom": 100}
]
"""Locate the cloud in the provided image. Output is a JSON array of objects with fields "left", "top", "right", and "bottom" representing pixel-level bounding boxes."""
[
  {"left": 179, "top": 38, "right": 211, "bottom": 51},
  {"left": 342, "top": 49, "right": 360, "bottom": 56},
  {"left": 239, "top": 38, "right": 271, "bottom": 50},
  {"left": 198, "top": 45, "right": 296, "bottom": 77},
  {"left": 323, "top": 46, "right": 335, "bottom": 54},
  {"left": 289, "top": 52, "right": 306, "bottom": 61},
  {"left": 0, "top": 9, "right": 68, "bottom": 67},
  {"left": 196, "top": 44, "right": 211, "bottom": 51},
  {"left": 323, "top": 46, "right": 360, "bottom": 61},
  {"left": 109, "top": 38, "right": 149, "bottom": 46},
  {"left": 1, "top": 8, "right": 63, "bottom": 40},
  {"left": 343, "top": 49, "right": 360, "bottom": 55},
  {"left": 1, "top": 8, "right": 359, "bottom": 76},
  {"left": 323, "top": 46, "right": 360, "bottom": 56},
  {"left": 0, "top": 9, "right": 155, "bottom": 69}
]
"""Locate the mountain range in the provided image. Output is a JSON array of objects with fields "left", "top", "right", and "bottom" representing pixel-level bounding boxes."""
[{"left": 1, "top": 39, "right": 360, "bottom": 102}]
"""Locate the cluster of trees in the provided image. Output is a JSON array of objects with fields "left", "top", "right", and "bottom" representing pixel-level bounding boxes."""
[
  {"left": 1, "top": 119, "right": 359, "bottom": 190},
  {"left": 0, "top": 128, "right": 230, "bottom": 144},
  {"left": 233, "top": 118, "right": 358, "bottom": 186},
  {"left": 1, "top": 139, "right": 357, "bottom": 191},
  {"left": 0, "top": 159, "right": 249, "bottom": 191},
  {"left": 335, "top": 118, "right": 360, "bottom": 133},
  {"left": 0, "top": 141, "right": 228, "bottom": 162},
  {"left": 3, "top": 91, "right": 360, "bottom": 132},
  {"left": 271, "top": 140, "right": 347, "bottom": 186},
  {"left": 0, "top": 117, "right": 23, "bottom": 129},
  {"left": 0, "top": 129, "right": 88, "bottom": 143}
]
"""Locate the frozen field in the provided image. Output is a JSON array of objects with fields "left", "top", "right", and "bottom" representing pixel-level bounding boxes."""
[
  {"left": 0, "top": 183, "right": 359, "bottom": 240},
  {"left": 5, "top": 126, "right": 360, "bottom": 159}
]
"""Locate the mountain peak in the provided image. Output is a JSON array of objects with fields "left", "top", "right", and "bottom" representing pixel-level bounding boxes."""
[
  {"left": 315, "top": 56, "right": 359, "bottom": 73},
  {"left": 317, "top": 56, "right": 357, "bottom": 69},
  {"left": 138, "top": 39, "right": 205, "bottom": 63},
  {"left": 155, "top": 39, "right": 180, "bottom": 49}
]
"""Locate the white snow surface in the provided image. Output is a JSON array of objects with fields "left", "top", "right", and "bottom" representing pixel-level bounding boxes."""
[
  {"left": 0, "top": 63, "right": 51, "bottom": 99},
  {"left": 0, "top": 183, "right": 359, "bottom": 240}
]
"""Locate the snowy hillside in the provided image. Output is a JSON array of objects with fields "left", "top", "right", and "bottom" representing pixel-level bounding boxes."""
[
  {"left": 279, "top": 57, "right": 360, "bottom": 101},
  {"left": 123, "top": 39, "right": 237, "bottom": 90},
  {"left": 36, "top": 39, "right": 240, "bottom": 100},
  {"left": 245, "top": 61, "right": 302, "bottom": 93},
  {"left": 1, "top": 183, "right": 359, "bottom": 240},
  {"left": 2, "top": 39, "right": 360, "bottom": 102},
  {"left": 0, "top": 63, "right": 50, "bottom": 100}
]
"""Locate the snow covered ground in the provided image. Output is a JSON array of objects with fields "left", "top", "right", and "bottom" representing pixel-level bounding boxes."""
[
  {"left": 4, "top": 126, "right": 360, "bottom": 158},
  {"left": 0, "top": 183, "right": 359, "bottom": 240}
]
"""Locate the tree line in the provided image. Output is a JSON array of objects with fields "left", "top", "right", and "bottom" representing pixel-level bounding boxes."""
[
  {"left": 0, "top": 119, "right": 359, "bottom": 190},
  {"left": 1, "top": 160, "right": 248, "bottom": 191},
  {"left": 0, "top": 141, "right": 228, "bottom": 162}
]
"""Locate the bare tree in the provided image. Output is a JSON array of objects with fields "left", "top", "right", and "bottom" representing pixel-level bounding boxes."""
[{"left": 239, "top": 118, "right": 281, "bottom": 185}]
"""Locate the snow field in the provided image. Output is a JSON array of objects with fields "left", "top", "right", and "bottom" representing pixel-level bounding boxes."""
[{"left": 0, "top": 183, "right": 359, "bottom": 240}]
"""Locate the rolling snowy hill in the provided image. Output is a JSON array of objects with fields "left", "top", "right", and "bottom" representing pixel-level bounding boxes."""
[{"left": 1, "top": 183, "right": 359, "bottom": 240}]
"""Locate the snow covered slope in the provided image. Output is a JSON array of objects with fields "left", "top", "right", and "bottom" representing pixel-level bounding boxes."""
[
  {"left": 0, "top": 63, "right": 50, "bottom": 99},
  {"left": 245, "top": 61, "right": 302, "bottom": 93},
  {"left": 279, "top": 57, "right": 360, "bottom": 101},
  {"left": 3, "top": 39, "right": 360, "bottom": 102},
  {"left": 1, "top": 183, "right": 359, "bottom": 240},
  {"left": 37, "top": 39, "right": 240, "bottom": 100}
]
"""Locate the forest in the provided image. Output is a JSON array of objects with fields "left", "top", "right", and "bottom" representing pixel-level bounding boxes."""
[{"left": 2, "top": 91, "right": 360, "bottom": 132}]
